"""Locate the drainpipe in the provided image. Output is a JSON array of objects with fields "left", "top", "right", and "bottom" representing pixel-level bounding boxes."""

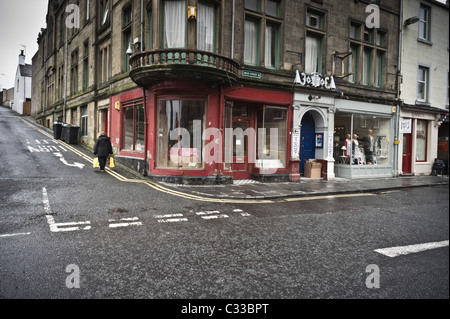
[
  {"left": 394, "top": 0, "right": 404, "bottom": 177},
  {"left": 141, "top": 0, "right": 144, "bottom": 51},
  {"left": 143, "top": 87, "right": 149, "bottom": 176},
  {"left": 231, "top": 0, "right": 235, "bottom": 59},
  {"left": 63, "top": 22, "right": 68, "bottom": 123}
]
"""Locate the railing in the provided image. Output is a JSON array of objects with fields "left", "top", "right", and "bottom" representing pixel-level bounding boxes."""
[{"left": 130, "top": 49, "right": 240, "bottom": 76}]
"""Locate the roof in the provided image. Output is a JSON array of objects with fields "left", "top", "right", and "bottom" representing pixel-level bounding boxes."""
[{"left": 19, "top": 64, "right": 32, "bottom": 77}]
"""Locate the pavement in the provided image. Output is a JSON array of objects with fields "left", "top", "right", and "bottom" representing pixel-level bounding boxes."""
[{"left": 15, "top": 110, "right": 450, "bottom": 200}]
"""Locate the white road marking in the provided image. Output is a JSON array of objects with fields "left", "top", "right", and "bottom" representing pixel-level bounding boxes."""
[
  {"left": 375, "top": 240, "right": 449, "bottom": 258},
  {"left": 0, "top": 232, "right": 31, "bottom": 238},
  {"left": 157, "top": 218, "right": 188, "bottom": 223},
  {"left": 53, "top": 152, "right": 85, "bottom": 169},
  {"left": 201, "top": 214, "right": 229, "bottom": 220},
  {"left": 196, "top": 211, "right": 221, "bottom": 216},
  {"left": 154, "top": 214, "right": 188, "bottom": 223},
  {"left": 43, "top": 187, "right": 91, "bottom": 232},
  {"left": 109, "top": 217, "right": 143, "bottom": 228}
]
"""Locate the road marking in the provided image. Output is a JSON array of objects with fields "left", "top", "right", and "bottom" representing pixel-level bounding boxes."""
[
  {"left": 109, "top": 217, "right": 143, "bottom": 228},
  {"left": 22, "top": 119, "right": 380, "bottom": 205},
  {"left": 0, "top": 232, "right": 31, "bottom": 238},
  {"left": 375, "top": 240, "right": 449, "bottom": 258},
  {"left": 196, "top": 211, "right": 229, "bottom": 220},
  {"left": 43, "top": 187, "right": 91, "bottom": 232},
  {"left": 155, "top": 214, "right": 188, "bottom": 223},
  {"left": 201, "top": 214, "right": 229, "bottom": 220}
]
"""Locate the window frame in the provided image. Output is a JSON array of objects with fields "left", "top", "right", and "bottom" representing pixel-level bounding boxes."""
[
  {"left": 417, "top": 64, "right": 430, "bottom": 103},
  {"left": 122, "top": 102, "right": 145, "bottom": 152},
  {"left": 418, "top": 3, "right": 432, "bottom": 43}
]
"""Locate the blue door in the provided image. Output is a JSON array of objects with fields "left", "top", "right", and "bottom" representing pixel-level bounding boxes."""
[{"left": 300, "top": 113, "right": 315, "bottom": 174}]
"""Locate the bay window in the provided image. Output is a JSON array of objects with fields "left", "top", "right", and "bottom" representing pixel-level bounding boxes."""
[{"left": 157, "top": 97, "right": 206, "bottom": 169}]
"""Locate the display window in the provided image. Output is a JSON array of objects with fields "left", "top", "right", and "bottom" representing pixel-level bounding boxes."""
[
  {"left": 157, "top": 97, "right": 206, "bottom": 169},
  {"left": 335, "top": 113, "right": 391, "bottom": 166}
]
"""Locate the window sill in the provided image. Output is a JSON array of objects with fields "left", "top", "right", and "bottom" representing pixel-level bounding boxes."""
[
  {"left": 415, "top": 100, "right": 431, "bottom": 107},
  {"left": 417, "top": 38, "right": 433, "bottom": 46}
]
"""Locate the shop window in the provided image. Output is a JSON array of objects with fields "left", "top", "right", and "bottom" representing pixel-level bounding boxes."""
[
  {"left": 81, "top": 106, "right": 88, "bottom": 137},
  {"left": 163, "top": 0, "right": 186, "bottom": 48},
  {"left": 416, "top": 120, "right": 427, "bottom": 162},
  {"left": 157, "top": 98, "right": 206, "bottom": 169},
  {"left": 335, "top": 113, "right": 391, "bottom": 166},
  {"left": 256, "top": 106, "right": 288, "bottom": 169},
  {"left": 123, "top": 104, "right": 145, "bottom": 152},
  {"left": 197, "top": 2, "right": 215, "bottom": 52}
]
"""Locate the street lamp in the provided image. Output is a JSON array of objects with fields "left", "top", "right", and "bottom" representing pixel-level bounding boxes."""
[{"left": 404, "top": 16, "right": 420, "bottom": 27}]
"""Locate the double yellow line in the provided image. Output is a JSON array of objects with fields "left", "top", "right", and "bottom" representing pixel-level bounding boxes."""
[{"left": 22, "top": 118, "right": 376, "bottom": 204}]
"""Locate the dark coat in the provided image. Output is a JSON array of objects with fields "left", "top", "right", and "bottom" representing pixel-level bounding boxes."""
[{"left": 94, "top": 136, "right": 113, "bottom": 157}]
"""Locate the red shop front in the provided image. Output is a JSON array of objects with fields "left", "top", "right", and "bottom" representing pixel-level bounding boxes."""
[{"left": 109, "top": 80, "right": 293, "bottom": 184}]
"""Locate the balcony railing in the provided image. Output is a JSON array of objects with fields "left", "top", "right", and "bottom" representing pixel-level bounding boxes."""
[{"left": 129, "top": 49, "right": 240, "bottom": 86}]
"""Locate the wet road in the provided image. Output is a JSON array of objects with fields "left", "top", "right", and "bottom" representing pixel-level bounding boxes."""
[{"left": 0, "top": 106, "right": 448, "bottom": 307}]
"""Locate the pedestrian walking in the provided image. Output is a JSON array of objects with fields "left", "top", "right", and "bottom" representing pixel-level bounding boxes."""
[{"left": 94, "top": 132, "right": 113, "bottom": 172}]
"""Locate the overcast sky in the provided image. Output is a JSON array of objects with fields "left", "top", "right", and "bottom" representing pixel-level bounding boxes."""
[{"left": 0, "top": 0, "right": 48, "bottom": 90}]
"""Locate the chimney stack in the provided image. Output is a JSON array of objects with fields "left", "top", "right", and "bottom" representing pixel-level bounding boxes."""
[{"left": 19, "top": 50, "right": 25, "bottom": 66}]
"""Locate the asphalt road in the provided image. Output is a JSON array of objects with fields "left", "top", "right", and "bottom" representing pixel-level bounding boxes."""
[{"left": 1, "top": 106, "right": 448, "bottom": 307}]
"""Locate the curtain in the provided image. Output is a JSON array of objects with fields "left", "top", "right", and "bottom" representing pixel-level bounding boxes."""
[
  {"left": 164, "top": 0, "right": 186, "bottom": 48},
  {"left": 244, "top": 20, "right": 257, "bottom": 64},
  {"left": 305, "top": 36, "right": 318, "bottom": 74},
  {"left": 198, "top": 2, "right": 214, "bottom": 52},
  {"left": 265, "top": 25, "right": 275, "bottom": 67}
]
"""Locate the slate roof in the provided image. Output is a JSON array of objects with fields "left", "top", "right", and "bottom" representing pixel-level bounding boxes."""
[{"left": 19, "top": 64, "right": 32, "bottom": 77}]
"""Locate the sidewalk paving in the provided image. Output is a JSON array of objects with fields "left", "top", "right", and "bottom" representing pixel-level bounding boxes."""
[
  {"left": 163, "top": 175, "right": 449, "bottom": 200},
  {"left": 18, "top": 112, "right": 449, "bottom": 200}
]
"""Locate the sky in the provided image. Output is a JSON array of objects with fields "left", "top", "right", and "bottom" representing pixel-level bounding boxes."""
[{"left": 0, "top": 0, "right": 48, "bottom": 90}]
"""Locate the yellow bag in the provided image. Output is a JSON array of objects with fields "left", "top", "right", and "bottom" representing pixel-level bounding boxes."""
[
  {"left": 93, "top": 157, "right": 99, "bottom": 168},
  {"left": 109, "top": 157, "right": 115, "bottom": 168}
]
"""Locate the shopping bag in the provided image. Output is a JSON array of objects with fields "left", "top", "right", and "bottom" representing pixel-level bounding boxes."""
[
  {"left": 109, "top": 157, "right": 115, "bottom": 168},
  {"left": 93, "top": 157, "right": 99, "bottom": 168}
]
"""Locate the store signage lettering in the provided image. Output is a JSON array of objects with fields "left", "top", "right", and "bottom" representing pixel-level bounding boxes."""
[{"left": 295, "top": 71, "right": 335, "bottom": 90}]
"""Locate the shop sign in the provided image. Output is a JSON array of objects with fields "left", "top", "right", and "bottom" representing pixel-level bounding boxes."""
[
  {"left": 400, "top": 119, "right": 412, "bottom": 134},
  {"left": 294, "top": 71, "right": 336, "bottom": 90},
  {"left": 242, "top": 70, "right": 261, "bottom": 79},
  {"left": 291, "top": 129, "right": 300, "bottom": 160}
]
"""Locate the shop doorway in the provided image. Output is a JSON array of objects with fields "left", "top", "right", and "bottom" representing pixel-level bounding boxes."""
[
  {"left": 300, "top": 113, "right": 316, "bottom": 174},
  {"left": 232, "top": 119, "right": 252, "bottom": 180},
  {"left": 402, "top": 133, "right": 412, "bottom": 174}
]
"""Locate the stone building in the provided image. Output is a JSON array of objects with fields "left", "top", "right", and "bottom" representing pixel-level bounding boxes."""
[
  {"left": 32, "top": 0, "right": 402, "bottom": 183},
  {"left": 397, "top": 0, "right": 449, "bottom": 176}
]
